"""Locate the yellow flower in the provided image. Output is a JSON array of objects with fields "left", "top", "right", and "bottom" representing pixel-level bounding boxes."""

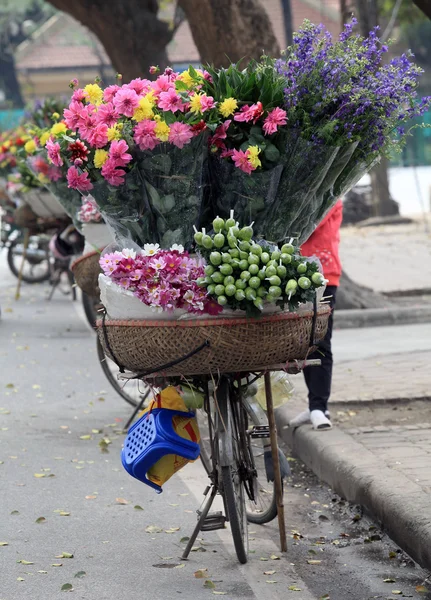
[
  {"left": 154, "top": 120, "right": 170, "bottom": 141},
  {"left": 38, "top": 173, "right": 49, "bottom": 184},
  {"left": 189, "top": 93, "right": 203, "bottom": 115},
  {"left": 51, "top": 122, "right": 67, "bottom": 136},
  {"left": 40, "top": 131, "right": 50, "bottom": 147},
  {"left": 178, "top": 69, "right": 195, "bottom": 88},
  {"left": 52, "top": 112, "right": 60, "bottom": 120},
  {"left": 24, "top": 140, "right": 37, "bottom": 154},
  {"left": 107, "top": 125, "right": 121, "bottom": 141},
  {"left": 247, "top": 146, "right": 261, "bottom": 169},
  {"left": 84, "top": 83, "right": 103, "bottom": 106},
  {"left": 10, "top": 145, "right": 17, "bottom": 154},
  {"left": 133, "top": 96, "right": 154, "bottom": 122},
  {"left": 219, "top": 97, "right": 238, "bottom": 118},
  {"left": 94, "top": 149, "right": 109, "bottom": 168},
  {"left": 3, "top": 140, "right": 11, "bottom": 149}
]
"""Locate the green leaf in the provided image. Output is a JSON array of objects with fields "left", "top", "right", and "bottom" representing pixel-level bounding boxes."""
[
  {"left": 17, "top": 560, "right": 33, "bottom": 565},
  {"left": 61, "top": 583, "right": 73, "bottom": 591},
  {"left": 11, "top": 510, "right": 20, "bottom": 515},
  {"left": 74, "top": 571, "right": 86, "bottom": 579},
  {"left": 175, "top": 80, "right": 189, "bottom": 92},
  {"left": 17, "top": 577, "right": 25, "bottom": 581},
  {"left": 134, "top": 505, "right": 144, "bottom": 511},
  {"left": 204, "top": 580, "right": 216, "bottom": 589},
  {"left": 0, "top": 542, "right": 9, "bottom": 546}
]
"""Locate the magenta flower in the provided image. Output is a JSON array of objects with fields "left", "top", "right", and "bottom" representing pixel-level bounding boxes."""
[
  {"left": 168, "top": 122, "right": 193, "bottom": 149},
  {"left": 71, "top": 88, "right": 86, "bottom": 102},
  {"left": 127, "top": 78, "right": 152, "bottom": 95},
  {"left": 234, "top": 101, "right": 264, "bottom": 123},
  {"left": 210, "top": 120, "right": 232, "bottom": 149},
  {"left": 103, "top": 85, "right": 120, "bottom": 103},
  {"left": 263, "top": 107, "right": 288, "bottom": 136},
  {"left": 231, "top": 149, "right": 254, "bottom": 174},
  {"left": 63, "top": 100, "right": 85, "bottom": 130},
  {"left": 67, "top": 166, "right": 93, "bottom": 192},
  {"left": 46, "top": 137, "right": 63, "bottom": 167},
  {"left": 149, "top": 66, "right": 159, "bottom": 75},
  {"left": 200, "top": 94, "right": 216, "bottom": 112},
  {"left": 101, "top": 158, "right": 126, "bottom": 186},
  {"left": 48, "top": 166, "right": 63, "bottom": 182},
  {"left": 77, "top": 107, "right": 97, "bottom": 140},
  {"left": 158, "top": 88, "right": 185, "bottom": 113},
  {"left": 95, "top": 102, "right": 119, "bottom": 127},
  {"left": 151, "top": 75, "right": 173, "bottom": 96},
  {"left": 109, "top": 139, "right": 132, "bottom": 167},
  {"left": 87, "top": 123, "right": 109, "bottom": 148},
  {"left": 134, "top": 120, "right": 159, "bottom": 151},
  {"left": 113, "top": 87, "right": 140, "bottom": 117}
]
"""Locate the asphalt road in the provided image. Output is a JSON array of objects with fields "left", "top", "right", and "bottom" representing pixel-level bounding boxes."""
[{"left": 1, "top": 255, "right": 430, "bottom": 600}]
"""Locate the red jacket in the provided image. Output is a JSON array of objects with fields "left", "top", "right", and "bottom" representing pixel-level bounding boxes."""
[{"left": 300, "top": 200, "right": 343, "bottom": 287}]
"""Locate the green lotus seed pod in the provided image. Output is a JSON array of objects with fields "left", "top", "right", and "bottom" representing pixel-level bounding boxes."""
[
  {"left": 206, "top": 284, "right": 216, "bottom": 295},
  {"left": 238, "top": 225, "right": 253, "bottom": 241},
  {"left": 268, "top": 285, "right": 282, "bottom": 298},
  {"left": 281, "top": 253, "right": 292, "bottom": 265},
  {"left": 248, "top": 263, "right": 259, "bottom": 276},
  {"left": 257, "top": 286, "right": 267, "bottom": 298},
  {"left": 276, "top": 264, "right": 287, "bottom": 278},
  {"left": 213, "top": 233, "right": 225, "bottom": 248},
  {"left": 221, "top": 252, "right": 232, "bottom": 264},
  {"left": 204, "top": 275, "right": 213, "bottom": 284},
  {"left": 235, "top": 289, "right": 246, "bottom": 301},
  {"left": 281, "top": 243, "right": 295, "bottom": 255},
  {"left": 297, "top": 262, "right": 307, "bottom": 274},
  {"left": 271, "top": 250, "right": 281, "bottom": 261},
  {"left": 210, "top": 251, "right": 222, "bottom": 266},
  {"left": 229, "top": 225, "right": 240, "bottom": 237},
  {"left": 267, "top": 259, "right": 277, "bottom": 267},
  {"left": 250, "top": 243, "right": 262, "bottom": 256},
  {"left": 225, "top": 217, "right": 236, "bottom": 229},
  {"left": 213, "top": 216, "right": 225, "bottom": 233},
  {"left": 285, "top": 279, "right": 298, "bottom": 293},
  {"left": 194, "top": 231, "right": 203, "bottom": 245},
  {"left": 214, "top": 284, "right": 225, "bottom": 296},
  {"left": 249, "top": 276, "right": 261, "bottom": 289},
  {"left": 211, "top": 271, "right": 224, "bottom": 284},
  {"left": 217, "top": 295, "right": 227, "bottom": 306},
  {"left": 245, "top": 287, "right": 257, "bottom": 301},
  {"left": 230, "top": 259, "right": 240, "bottom": 268},
  {"left": 224, "top": 275, "right": 235, "bottom": 286},
  {"left": 239, "top": 240, "right": 251, "bottom": 252},
  {"left": 219, "top": 264, "right": 233, "bottom": 276},
  {"left": 265, "top": 265, "right": 277, "bottom": 278},
  {"left": 267, "top": 275, "right": 281, "bottom": 287},
  {"left": 260, "top": 252, "right": 270, "bottom": 264},
  {"left": 240, "top": 270, "right": 251, "bottom": 281},
  {"left": 298, "top": 276, "right": 311, "bottom": 290},
  {"left": 312, "top": 272, "right": 325, "bottom": 286},
  {"left": 266, "top": 294, "right": 275, "bottom": 303},
  {"left": 239, "top": 251, "right": 249, "bottom": 260},
  {"left": 258, "top": 268, "right": 266, "bottom": 280},
  {"left": 229, "top": 248, "right": 240, "bottom": 258},
  {"left": 204, "top": 264, "right": 215, "bottom": 276},
  {"left": 196, "top": 277, "right": 207, "bottom": 287},
  {"left": 248, "top": 254, "right": 260, "bottom": 266},
  {"left": 239, "top": 259, "right": 249, "bottom": 271},
  {"left": 225, "top": 284, "right": 236, "bottom": 297},
  {"left": 202, "top": 234, "right": 213, "bottom": 249},
  {"left": 227, "top": 235, "right": 237, "bottom": 249},
  {"left": 253, "top": 297, "right": 264, "bottom": 311},
  {"left": 235, "top": 279, "right": 247, "bottom": 290}
]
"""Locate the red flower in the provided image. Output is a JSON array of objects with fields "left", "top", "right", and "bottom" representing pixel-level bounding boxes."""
[
  {"left": 191, "top": 120, "right": 207, "bottom": 136},
  {"left": 68, "top": 140, "right": 89, "bottom": 162},
  {"left": 234, "top": 101, "right": 264, "bottom": 124}
]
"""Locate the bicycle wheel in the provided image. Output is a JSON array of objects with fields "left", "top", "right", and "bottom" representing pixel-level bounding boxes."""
[
  {"left": 217, "top": 377, "right": 248, "bottom": 564},
  {"left": 7, "top": 235, "right": 50, "bottom": 283},
  {"left": 82, "top": 291, "right": 101, "bottom": 329}
]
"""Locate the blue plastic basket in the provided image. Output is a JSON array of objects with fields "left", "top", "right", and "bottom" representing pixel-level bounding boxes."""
[{"left": 122, "top": 409, "right": 200, "bottom": 493}]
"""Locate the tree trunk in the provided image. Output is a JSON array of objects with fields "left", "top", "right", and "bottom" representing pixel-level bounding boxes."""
[
  {"left": 0, "top": 53, "right": 24, "bottom": 108},
  {"left": 370, "top": 157, "right": 399, "bottom": 217},
  {"left": 336, "top": 271, "right": 394, "bottom": 310},
  {"left": 47, "top": 0, "right": 174, "bottom": 80},
  {"left": 178, "top": 0, "right": 280, "bottom": 66}
]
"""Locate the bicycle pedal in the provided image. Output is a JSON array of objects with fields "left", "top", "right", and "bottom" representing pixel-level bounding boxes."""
[
  {"left": 249, "top": 425, "right": 270, "bottom": 439},
  {"left": 199, "top": 511, "right": 226, "bottom": 531}
]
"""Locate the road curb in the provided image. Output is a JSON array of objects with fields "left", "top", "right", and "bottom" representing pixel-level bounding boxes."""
[
  {"left": 275, "top": 404, "right": 431, "bottom": 570},
  {"left": 335, "top": 306, "right": 431, "bottom": 329}
]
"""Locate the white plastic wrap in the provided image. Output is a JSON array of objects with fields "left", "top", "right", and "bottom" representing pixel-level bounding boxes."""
[{"left": 83, "top": 224, "right": 115, "bottom": 254}]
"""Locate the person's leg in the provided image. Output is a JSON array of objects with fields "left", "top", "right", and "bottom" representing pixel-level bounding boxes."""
[{"left": 302, "top": 286, "right": 337, "bottom": 428}]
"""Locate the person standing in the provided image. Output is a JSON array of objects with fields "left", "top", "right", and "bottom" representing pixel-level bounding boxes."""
[{"left": 290, "top": 199, "right": 343, "bottom": 430}]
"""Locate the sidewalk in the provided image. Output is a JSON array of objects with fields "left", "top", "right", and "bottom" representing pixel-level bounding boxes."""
[{"left": 276, "top": 323, "right": 431, "bottom": 570}]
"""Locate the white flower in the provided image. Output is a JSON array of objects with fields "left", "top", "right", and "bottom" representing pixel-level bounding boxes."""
[
  {"left": 143, "top": 243, "right": 160, "bottom": 256},
  {"left": 170, "top": 244, "right": 184, "bottom": 253},
  {"left": 121, "top": 248, "right": 137, "bottom": 259}
]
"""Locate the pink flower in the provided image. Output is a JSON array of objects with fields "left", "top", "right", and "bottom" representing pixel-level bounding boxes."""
[
  {"left": 158, "top": 88, "right": 185, "bottom": 113},
  {"left": 134, "top": 120, "right": 159, "bottom": 151},
  {"left": 103, "top": 85, "right": 120, "bottom": 103},
  {"left": 234, "top": 101, "right": 264, "bottom": 124},
  {"left": 109, "top": 139, "right": 132, "bottom": 167},
  {"left": 202, "top": 70, "right": 213, "bottom": 83},
  {"left": 95, "top": 102, "right": 119, "bottom": 127},
  {"left": 46, "top": 137, "right": 63, "bottom": 167},
  {"left": 127, "top": 78, "right": 151, "bottom": 95},
  {"left": 86, "top": 123, "right": 109, "bottom": 148},
  {"left": 113, "top": 87, "right": 140, "bottom": 117},
  {"left": 210, "top": 120, "right": 231, "bottom": 149},
  {"left": 149, "top": 256, "right": 167, "bottom": 270},
  {"left": 149, "top": 66, "right": 159, "bottom": 75},
  {"left": 77, "top": 107, "right": 97, "bottom": 140},
  {"left": 67, "top": 166, "right": 93, "bottom": 192},
  {"left": 200, "top": 94, "right": 216, "bottom": 112},
  {"left": 31, "top": 156, "right": 49, "bottom": 176},
  {"left": 63, "top": 100, "right": 85, "bottom": 130},
  {"left": 48, "top": 166, "right": 62, "bottom": 181},
  {"left": 263, "top": 107, "right": 287, "bottom": 136},
  {"left": 101, "top": 158, "right": 126, "bottom": 186},
  {"left": 231, "top": 149, "right": 254, "bottom": 174},
  {"left": 151, "top": 75, "right": 173, "bottom": 96},
  {"left": 168, "top": 122, "right": 193, "bottom": 149},
  {"left": 71, "top": 88, "right": 86, "bottom": 102}
]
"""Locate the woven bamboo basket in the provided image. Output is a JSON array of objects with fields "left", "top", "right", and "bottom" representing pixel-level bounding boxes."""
[
  {"left": 96, "top": 305, "right": 331, "bottom": 376},
  {"left": 71, "top": 249, "right": 102, "bottom": 297}
]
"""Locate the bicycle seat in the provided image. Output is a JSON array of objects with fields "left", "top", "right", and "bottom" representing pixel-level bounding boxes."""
[{"left": 122, "top": 409, "right": 200, "bottom": 493}]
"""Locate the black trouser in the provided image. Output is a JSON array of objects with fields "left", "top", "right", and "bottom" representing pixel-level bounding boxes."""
[{"left": 303, "top": 286, "right": 337, "bottom": 414}]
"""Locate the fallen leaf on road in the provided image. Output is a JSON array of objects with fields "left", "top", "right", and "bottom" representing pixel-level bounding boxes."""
[
  {"left": 74, "top": 571, "right": 86, "bottom": 579},
  {"left": 270, "top": 555, "right": 280, "bottom": 560},
  {"left": 56, "top": 552, "right": 73, "bottom": 559},
  {"left": 174, "top": 563, "right": 185, "bottom": 569},
  {"left": 34, "top": 473, "right": 45, "bottom": 478},
  {"left": 416, "top": 585, "right": 429, "bottom": 593},
  {"left": 264, "top": 571, "right": 276, "bottom": 575},
  {"left": 79, "top": 435, "right": 92, "bottom": 440},
  {"left": 61, "top": 583, "right": 73, "bottom": 591},
  {"left": 288, "top": 586, "right": 301, "bottom": 591},
  {"left": 260, "top": 557, "right": 269, "bottom": 561},
  {"left": 383, "top": 578, "right": 396, "bottom": 583},
  {"left": 165, "top": 527, "right": 180, "bottom": 533},
  {"left": 0, "top": 542, "right": 8, "bottom": 546},
  {"left": 32, "top": 385, "right": 41, "bottom": 390},
  {"left": 85, "top": 495, "right": 97, "bottom": 500},
  {"left": 134, "top": 505, "right": 144, "bottom": 510},
  {"left": 179, "top": 537, "right": 190, "bottom": 543},
  {"left": 17, "top": 560, "right": 33, "bottom": 565},
  {"left": 92, "top": 429, "right": 102, "bottom": 434},
  {"left": 213, "top": 592, "right": 226, "bottom": 595},
  {"left": 392, "top": 591, "right": 402, "bottom": 595},
  {"left": 115, "top": 498, "right": 129, "bottom": 505},
  {"left": 11, "top": 510, "right": 20, "bottom": 516},
  {"left": 194, "top": 569, "right": 208, "bottom": 579},
  {"left": 389, "top": 551, "right": 397, "bottom": 559},
  {"left": 204, "top": 580, "right": 216, "bottom": 589},
  {"left": 145, "top": 525, "right": 162, "bottom": 534},
  {"left": 17, "top": 577, "right": 25, "bottom": 581},
  {"left": 37, "top": 570, "right": 48, "bottom": 574},
  {"left": 59, "top": 512, "right": 70, "bottom": 517},
  {"left": 307, "top": 560, "right": 322, "bottom": 565},
  {"left": 266, "top": 580, "right": 277, "bottom": 584},
  {"left": 52, "top": 564, "right": 63, "bottom": 567}
]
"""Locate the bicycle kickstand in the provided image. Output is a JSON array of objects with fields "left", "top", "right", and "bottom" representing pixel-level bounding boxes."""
[{"left": 181, "top": 484, "right": 219, "bottom": 560}]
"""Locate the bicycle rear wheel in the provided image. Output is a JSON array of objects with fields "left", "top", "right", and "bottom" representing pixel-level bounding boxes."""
[
  {"left": 217, "top": 377, "right": 248, "bottom": 564},
  {"left": 7, "top": 235, "right": 50, "bottom": 283}
]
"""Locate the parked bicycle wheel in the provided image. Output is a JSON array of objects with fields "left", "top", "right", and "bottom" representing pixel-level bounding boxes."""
[{"left": 7, "top": 234, "right": 50, "bottom": 283}]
